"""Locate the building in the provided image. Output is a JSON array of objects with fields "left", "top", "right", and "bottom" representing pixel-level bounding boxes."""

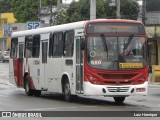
[
  {"left": 38, "top": 1, "right": 70, "bottom": 25},
  {"left": 145, "top": 0, "right": 160, "bottom": 66},
  {"left": 0, "top": 13, "right": 16, "bottom": 51}
]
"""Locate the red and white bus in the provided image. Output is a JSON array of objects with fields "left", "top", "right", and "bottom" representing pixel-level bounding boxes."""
[{"left": 9, "top": 19, "right": 148, "bottom": 103}]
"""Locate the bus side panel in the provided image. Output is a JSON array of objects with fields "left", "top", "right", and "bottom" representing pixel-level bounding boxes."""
[
  {"left": 47, "top": 58, "right": 62, "bottom": 93},
  {"left": 24, "top": 58, "right": 40, "bottom": 90},
  {"left": 9, "top": 59, "right": 17, "bottom": 86},
  {"left": 9, "top": 58, "right": 24, "bottom": 87}
]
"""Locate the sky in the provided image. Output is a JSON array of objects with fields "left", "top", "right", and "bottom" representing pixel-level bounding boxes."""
[
  {"left": 62, "top": 0, "right": 143, "bottom": 5},
  {"left": 137, "top": 1, "right": 142, "bottom": 6},
  {"left": 62, "top": 0, "right": 78, "bottom": 4}
]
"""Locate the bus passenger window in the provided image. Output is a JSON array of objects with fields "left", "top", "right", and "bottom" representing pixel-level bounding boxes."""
[
  {"left": 10, "top": 38, "right": 18, "bottom": 58},
  {"left": 49, "top": 33, "right": 53, "bottom": 57},
  {"left": 52, "top": 32, "right": 63, "bottom": 57},
  {"left": 64, "top": 30, "right": 74, "bottom": 57},
  {"left": 32, "top": 35, "right": 40, "bottom": 58},
  {"left": 24, "top": 36, "right": 33, "bottom": 58}
]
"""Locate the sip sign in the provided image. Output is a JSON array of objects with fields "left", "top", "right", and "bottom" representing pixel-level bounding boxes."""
[{"left": 27, "top": 22, "right": 40, "bottom": 30}]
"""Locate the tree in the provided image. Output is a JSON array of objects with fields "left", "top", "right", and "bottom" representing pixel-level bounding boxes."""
[
  {"left": 10, "top": 0, "right": 58, "bottom": 23},
  {"left": 56, "top": 0, "right": 140, "bottom": 24},
  {"left": 0, "top": 0, "right": 11, "bottom": 13},
  {"left": 10, "top": 0, "right": 39, "bottom": 22},
  {"left": 120, "top": 0, "right": 139, "bottom": 20},
  {"left": 55, "top": 8, "right": 68, "bottom": 25}
]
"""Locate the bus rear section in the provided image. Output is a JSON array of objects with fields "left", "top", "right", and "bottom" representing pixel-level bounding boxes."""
[{"left": 81, "top": 19, "right": 148, "bottom": 103}]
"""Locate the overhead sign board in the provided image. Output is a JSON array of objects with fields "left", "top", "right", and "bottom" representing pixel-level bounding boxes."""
[{"left": 27, "top": 22, "right": 40, "bottom": 30}]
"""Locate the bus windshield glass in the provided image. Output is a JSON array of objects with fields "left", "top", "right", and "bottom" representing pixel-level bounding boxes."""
[
  {"left": 87, "top": 36, "right": 147, "bottom": 70},
  {"left": 87, "top": 22, "right": 145, "bottom": 34}
]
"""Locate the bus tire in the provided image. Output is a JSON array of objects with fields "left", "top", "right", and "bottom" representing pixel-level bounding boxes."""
[
  {"left": 34, "top": 90, "right": 41, "bottom": 97},
  {"left": 25, "top": 75, "right": 34, "bottom": 96},
  {"left": 63, "top": 78, "right": 73, "bottom": 102},
  {"left": 113, "top": 97, "right": 125, "bottom": 104}
]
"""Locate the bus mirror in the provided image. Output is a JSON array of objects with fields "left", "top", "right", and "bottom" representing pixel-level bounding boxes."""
[{"left": 81, "top": 38, "right": 85, "bottom": 50}]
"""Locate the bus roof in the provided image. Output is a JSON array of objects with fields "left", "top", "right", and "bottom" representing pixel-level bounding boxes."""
[
  {"left": 11, "top": 19, "right": 143, "bottom": 38},
  {"left": 12, "top": 21, "right": 86, "bottom": 37}
]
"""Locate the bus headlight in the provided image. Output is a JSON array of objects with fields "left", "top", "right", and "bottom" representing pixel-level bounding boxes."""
[{"left": 136, "top": 76, "right": 146, "bottom": 84}]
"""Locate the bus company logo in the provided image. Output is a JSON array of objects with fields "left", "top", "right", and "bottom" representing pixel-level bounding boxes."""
[
  {"left": 116, "top": 81, "right": 120, "bottom": 85},
  {"left": 2, "top": 112, "right": 12, "bottom": 117}
]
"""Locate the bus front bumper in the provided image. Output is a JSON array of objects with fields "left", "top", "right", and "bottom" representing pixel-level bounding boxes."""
[{"left": 83, "top": 81, "right": 148, "bottom": 97}]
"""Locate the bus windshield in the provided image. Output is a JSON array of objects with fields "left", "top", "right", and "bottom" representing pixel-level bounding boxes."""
[{"left": 87, "top": 36, "right": 147, "bottom": 70}]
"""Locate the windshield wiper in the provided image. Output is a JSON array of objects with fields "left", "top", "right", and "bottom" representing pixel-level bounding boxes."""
[
  {"left": 124, "top": 34, "right": 134, "bottom": 50},
  {"left": 101, "top": 34, "right": 108, "bottom": 58}
]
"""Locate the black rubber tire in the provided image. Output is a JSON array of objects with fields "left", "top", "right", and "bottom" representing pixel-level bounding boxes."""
[
  {"left": 34, "top": 90, "right": 41, "bottom": 97},
  {"left": 113, "top": 97, "right": 125, "bottom": 104},
  {"left": 63, "top": 78, "right": 73, "bottom": 102},
  {"left": 25, "top": 75, "right": 34, "bottom": 96}
]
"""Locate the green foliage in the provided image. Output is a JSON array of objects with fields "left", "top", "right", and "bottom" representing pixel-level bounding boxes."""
[
  {"left": 0, "top": 0, "right": 11, "bottom": 13},
  {"left": 41, "top": 0, "right": 58, "bottom": 7},
  {"left": 65, "top": 0, "right": 90, "bottom": 22},
  {"left": 55, "top": 9, "right": 68, "bottom": 25},
  {"left": 10, "top": 0, "right": 58, "bottom": 23},
  {"left": 10, "top": 0, "right": 39, "bottom": 22},
  {"left": 56, "top": 0, "right": 140, "bottom": 24},
  {"left": 9, "top": 0, "right": 139, "bottom": 24},
  {"left": 120, "top": 0, "right": 140, "bottom": 20}
]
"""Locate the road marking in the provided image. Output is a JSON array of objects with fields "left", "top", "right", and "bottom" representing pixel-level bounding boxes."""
[{"left": 24, "top": 106, "right": 97, "bottom": 111}]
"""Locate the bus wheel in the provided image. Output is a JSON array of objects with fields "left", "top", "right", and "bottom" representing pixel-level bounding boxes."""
[
  {"left": 113, "top": 97, "right": 125, "bottom": 104},
  {"left": 34, "top": 90, "right": 41, "bottom": 97},
  {"left": 64, "top": 79, "right": 72, "bottom": 101},
  {"left": 25, "top": 75, "right": 34, "bottom": 96}
]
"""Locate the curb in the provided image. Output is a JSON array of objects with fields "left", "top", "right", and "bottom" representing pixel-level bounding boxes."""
[{"left": 148, "top": 83, "right": 160, "bottom": 87}]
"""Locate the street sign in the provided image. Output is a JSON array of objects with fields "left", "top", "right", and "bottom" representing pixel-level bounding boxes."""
[
  {"left": 7, "top": 24, "right": 12, "bottom": 37},
  {"left": 27, "top": 22, "right": 40, "bottom": 30}
]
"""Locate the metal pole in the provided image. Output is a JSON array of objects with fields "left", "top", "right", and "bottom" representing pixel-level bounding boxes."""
[
  {"left": 40, "top": 0, "right": 42, "bottom": 8},
  {"left": 116, "top": 0, "right": 121, "bottom": 19},
  {"left": 142, "top": 0, "right": 146, "bottom": 25},
  {"left": 39, "top": 0, "right": 42, "bottom": 22},
  {"left": 90, "top": 0, "right": 96, "bottom": 20},
  {"left": 50, "top": 3, "right": 53, "bottom": 26}
]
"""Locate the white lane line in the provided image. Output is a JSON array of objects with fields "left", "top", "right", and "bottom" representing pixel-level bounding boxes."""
[{"left": 23, "top": 106, "right": 97, "bottom": 111}]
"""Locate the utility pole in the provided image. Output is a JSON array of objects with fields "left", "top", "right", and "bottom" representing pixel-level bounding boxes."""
[
  {"left": 38, "top": 0, "right": 42, "bottom": 22},
  {"left": 142, "top": 0, "right": 146, "bottom": 25},
  {"left": 90, "top": 0, "right": 96, "bottom": 20},
  {"left": 49, "top": 1, "right": 53, "bottom": 26},
  {"left": 39, "top": 0, "right": 42, "bottom": 9},
  {"left": 116, "top": 0, "right": 121, "bottom": 19}
]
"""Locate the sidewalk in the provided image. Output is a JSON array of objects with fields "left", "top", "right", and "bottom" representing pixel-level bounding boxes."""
[{"left": 148, "top": 73, "right": 160, "bottom": 86}]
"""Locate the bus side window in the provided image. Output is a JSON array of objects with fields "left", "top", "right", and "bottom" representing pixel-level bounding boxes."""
[
  {"left": 32, "top": 35, "right": 40, "bottom": 58},
  {"left": 52, "top": 32, "right": 63, "bottom": 57},
  {"left": 10, "top": 38, "right": 18, "bottom": 58},
  {"left": 24, "top": 36, "right": 33, "bottom": 58},
  {"left": 49, "top": 33, "right": 53, "bottom": 57},
  {"left": 64, "top": 30, "right": 74, "bottom": 57}
]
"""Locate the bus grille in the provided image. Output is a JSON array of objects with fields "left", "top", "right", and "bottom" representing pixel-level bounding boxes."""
[{"left": 107, "top": 87, "right": 130, "bottom": 92}]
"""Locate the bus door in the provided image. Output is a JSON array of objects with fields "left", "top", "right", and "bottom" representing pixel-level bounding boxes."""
[
  {"left": 12, "top": 41, "right": 24, "bottom": 87},
  {"left": 75, "top": 37, "right": 84, "bottom": 93},
  {"left": 17, "top": 43, "right": 24, "bottom": 86},
  {"left": 40, "top": 40, "right": 48, "bottom": 90}
]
